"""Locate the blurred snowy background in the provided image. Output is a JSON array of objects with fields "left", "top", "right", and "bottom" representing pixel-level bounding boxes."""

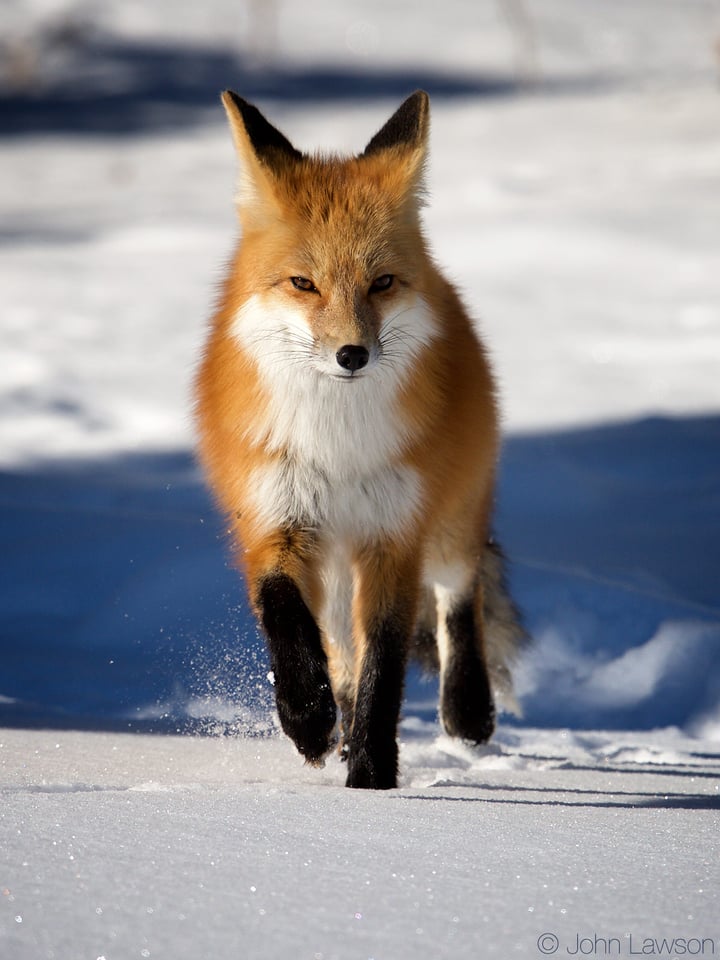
[
  {"left": 1, "top": 0, "right": 720, "bottom": 736},
  {"left": 2, "top": 5, "right": 720, "bottom": 960}
]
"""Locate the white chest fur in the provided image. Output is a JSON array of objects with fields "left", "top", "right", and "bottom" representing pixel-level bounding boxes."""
[
  {"left": 241, "top": 344, "right": 424, "bottom": 540},
  {"left": 232, "top": 293, "right": 432, "bottom": 541},
  {"left": 248, "top": 457, "right": 422, "bottom": 541}
]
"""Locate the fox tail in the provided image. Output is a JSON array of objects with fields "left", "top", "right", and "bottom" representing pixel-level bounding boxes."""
[{"left": 482, "top": 539, "right": 529, "bottom": 717}]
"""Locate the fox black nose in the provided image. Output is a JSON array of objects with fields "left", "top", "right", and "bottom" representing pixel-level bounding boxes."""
[{"left": 336, "top": 344, "right": 370, "bottom": 373}]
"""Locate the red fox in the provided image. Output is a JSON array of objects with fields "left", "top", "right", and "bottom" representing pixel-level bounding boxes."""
[{"left": 196, "top": 91, "right": 526, "bottom": 789}]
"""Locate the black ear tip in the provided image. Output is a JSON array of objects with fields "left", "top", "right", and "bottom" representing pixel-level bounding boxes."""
[
  {"left": 221, "top": 91, "right": 302, "bottom": 163},
  {"left": 400, "top": 89, "right": 430, "bottom": 120},
  {"left": 363, "top": 90, "right": 430, "bottom": 157},
  {"left": 412, "top": 90, "right": 430, "bottom": 123},
  {"left": 222, "top": 89, "right": 242, "bottom": 107}
]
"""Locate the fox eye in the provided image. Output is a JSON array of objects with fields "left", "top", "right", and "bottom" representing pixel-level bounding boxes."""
[
  {"left": 290, "top": 276, "right": 318, "bottom": 293},
  {"left": 369, "top": 274, "right": 394, "bottom": 293}
]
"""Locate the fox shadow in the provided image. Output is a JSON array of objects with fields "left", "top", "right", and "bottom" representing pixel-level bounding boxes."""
[{"left": 0, "top": 415, "right": 718, "bottom": 734}]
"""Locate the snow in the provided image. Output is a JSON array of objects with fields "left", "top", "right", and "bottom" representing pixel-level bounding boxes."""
[
  {"left": 2, "top": 727, "right": 719, "bottom": 959},
  {"left": 2, "top": 1, "right": 720, "bottom": 957}
]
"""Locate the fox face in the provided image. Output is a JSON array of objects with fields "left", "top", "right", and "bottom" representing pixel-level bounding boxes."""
[{"left": 223, "top": 91, "right": 439, "bottom": 388}]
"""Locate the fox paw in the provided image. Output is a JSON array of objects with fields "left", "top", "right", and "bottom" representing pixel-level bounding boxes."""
[
  {"left": 345, "top": 742, "right": 398, "bottom": 790},
  {"left": 276, "top": 681, "right": 337, "bottom": 765},
  {"left": 442, "top": 705, "right": 496, "bottom": 745},
  {"left": 441, "top": 659, "right": 496, "bottom": 745}
]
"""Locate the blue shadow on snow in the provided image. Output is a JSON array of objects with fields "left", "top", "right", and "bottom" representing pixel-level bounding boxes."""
[{"left": 0, "top": 416, "right": 718, "bottom": 734}]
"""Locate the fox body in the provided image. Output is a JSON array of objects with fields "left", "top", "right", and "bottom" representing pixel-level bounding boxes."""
[{"left": 196, "top": 91, "right": 525, "bottom": 789}]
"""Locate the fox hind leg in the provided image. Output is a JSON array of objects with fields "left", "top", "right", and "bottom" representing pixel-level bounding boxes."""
[{"left": 435, "top": 580, "right": 496, "bottom": 744}]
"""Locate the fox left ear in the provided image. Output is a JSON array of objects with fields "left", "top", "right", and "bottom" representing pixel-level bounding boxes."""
[
  {"left": 221, "top": 90, "right": 301, "bottom": 221},
  {"left": 362, "top": 90, "right": 430, "bottom": 157}
]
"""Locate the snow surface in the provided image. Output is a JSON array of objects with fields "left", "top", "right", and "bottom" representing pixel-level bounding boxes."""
[
  {"left": 1, "top": 1, "right": 720, "bottom": 957},
  {"left": 2, "top": 727, "right": 719, "bottom": 960}
]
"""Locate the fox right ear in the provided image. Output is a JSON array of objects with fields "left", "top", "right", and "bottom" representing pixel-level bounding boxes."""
[
  {"left": 221, "top": 91, "right": 301, "bottom": 215},
  {"left": 363, "top": 90, "right": 430, "bottom": 157},
  {"left": 362, "top": 91, "right": 430, "bottom": 203}
]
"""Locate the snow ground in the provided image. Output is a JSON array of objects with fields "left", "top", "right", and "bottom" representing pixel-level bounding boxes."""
[
  {"left": 1, "top": 727, "right": 719, "bottom": 960},
  {"left": 1, "top": 1, "right": 720, "bottom": 957}
]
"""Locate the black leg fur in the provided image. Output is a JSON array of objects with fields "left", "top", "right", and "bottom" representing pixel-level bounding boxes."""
[
  {"left": 257, "top": 574, "right": 337, "bottom": 765},
  {"left": 346, "top": 617, "right": 407, "bottom": 790},
  {"left": 337, "top": 693, "right": 355, "bottom": 762},
  {"left": 409, "top": 625, "right": 440, "bottom": 674},
  {"left": 440, "top": 598, "right": 496, "bottom": 744}
]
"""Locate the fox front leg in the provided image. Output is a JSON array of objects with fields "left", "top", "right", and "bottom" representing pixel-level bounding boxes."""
[
  {"left": 255, "top": 573, "right": 337, "bottom": 766},
  {"left": 345, "top": 616, "right": 408, "bottom": 789},
  {"left": 345, "top": 543, "right": 419, "bottom": 790}
]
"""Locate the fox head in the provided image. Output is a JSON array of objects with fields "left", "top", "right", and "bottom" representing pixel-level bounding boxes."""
[{"left": 222, "top": 91, "right": 440, "bottom": 383}]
